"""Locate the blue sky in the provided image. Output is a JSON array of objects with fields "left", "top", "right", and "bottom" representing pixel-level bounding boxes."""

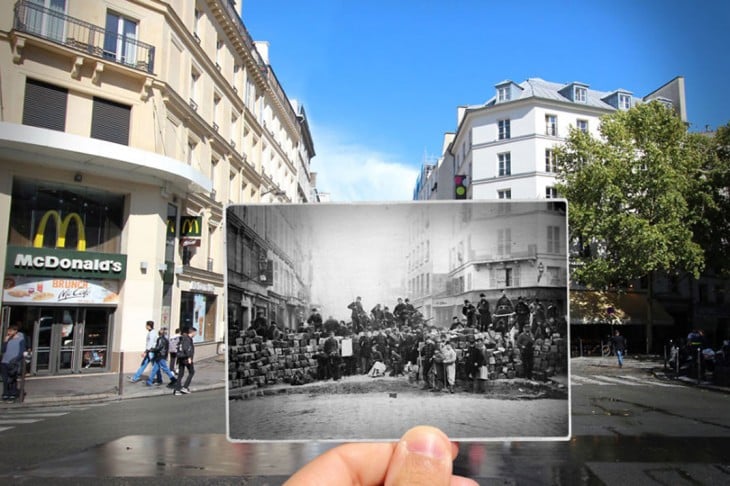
[{"left": 242, "top": 0, "right": 730, "bottom": 201}]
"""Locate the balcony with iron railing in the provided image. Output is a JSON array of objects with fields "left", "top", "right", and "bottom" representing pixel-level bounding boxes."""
[{"left": 13, "top": 0, "right": 155, "bottom": 74}]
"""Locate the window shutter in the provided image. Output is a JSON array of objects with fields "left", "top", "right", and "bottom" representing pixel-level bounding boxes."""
[
  {"left": 91, "top": 97, "right": 131, "bottom": 145},
  {"left": 23, "top": 79, "right": 67, "bottom": 131}
]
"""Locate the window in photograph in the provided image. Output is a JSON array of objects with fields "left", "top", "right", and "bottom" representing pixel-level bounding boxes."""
[{"left": 575, "top": 86, "right": 587, "bottom": 102}]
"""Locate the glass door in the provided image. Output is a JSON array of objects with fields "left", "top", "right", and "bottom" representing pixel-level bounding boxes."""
[{"left": 33, "top": 308, "right": 77, "bottom": 374}]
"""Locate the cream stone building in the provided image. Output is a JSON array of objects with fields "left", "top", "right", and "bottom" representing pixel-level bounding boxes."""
[{"left": 0, "top": 0, "right": 317, "bottom": 374}]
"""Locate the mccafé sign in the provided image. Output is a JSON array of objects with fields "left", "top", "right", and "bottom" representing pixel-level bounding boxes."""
[{"left": 5, "top": 210, "right": 127, "bottom": 280}]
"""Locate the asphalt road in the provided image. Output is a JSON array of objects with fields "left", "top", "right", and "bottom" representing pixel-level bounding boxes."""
[{"left": 0, "top": 358, "right": 728, "bottom": 484}]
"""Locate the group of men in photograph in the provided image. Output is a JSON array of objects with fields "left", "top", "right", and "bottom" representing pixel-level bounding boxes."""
[{"left": 296, "top": 292, "right": 566, "bottom": 393}]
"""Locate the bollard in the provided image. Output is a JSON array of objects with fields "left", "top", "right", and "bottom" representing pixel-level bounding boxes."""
[
  {"left": 676, "top": 346, "right": 679, "bottom": 375},
  {"left": 664, "top": 345, "right": 667, "bottom": 370},
  {"left": 579, "top": 338, "right": 583, "bottom": 357},
  {"left": 697, "top": 348, "right": 702, "bottom": 384},
  {"left": 118, "top": 351, "right": 124, "bottom": 396}
]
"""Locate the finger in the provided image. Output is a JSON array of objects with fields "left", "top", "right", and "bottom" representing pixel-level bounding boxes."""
[
  {"left": 284, "top": 442, "right": 396, "bottom": 486},
  {"left": 384, "top": 426, "right": 458, "bottom": 486}
]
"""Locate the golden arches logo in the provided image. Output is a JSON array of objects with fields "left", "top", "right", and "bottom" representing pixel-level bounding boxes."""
[{"left": 33, "top": 211, "right": 87, "bottom": 251}]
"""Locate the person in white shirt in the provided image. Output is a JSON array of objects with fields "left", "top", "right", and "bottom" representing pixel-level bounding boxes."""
[{"left": 129, "top": 320, "right": 158, "bottom": 383}]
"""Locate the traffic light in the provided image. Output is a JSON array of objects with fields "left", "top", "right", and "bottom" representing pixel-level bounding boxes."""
[{"left": 454, "top": 174, "right": 468, "bottom": 199}]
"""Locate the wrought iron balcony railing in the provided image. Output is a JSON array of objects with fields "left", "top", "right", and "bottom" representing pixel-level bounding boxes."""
[{"left": 13, "top": 0, "right": 155, "bottom": 74}]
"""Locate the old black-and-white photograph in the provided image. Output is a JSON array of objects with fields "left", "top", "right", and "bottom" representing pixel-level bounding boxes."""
[{"left": 226, "top": 200, "right": 570, "bottom": 441}]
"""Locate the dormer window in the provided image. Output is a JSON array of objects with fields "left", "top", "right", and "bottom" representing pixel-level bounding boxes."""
[
  {"left": 619, "top": 93, "right": 631, "bottom": 110},
  {"left": 497, "top": 86, "right": 510, "bottom": 102},
  {"left": 575, "top": 86, "right": 587, "bottom": 103}
]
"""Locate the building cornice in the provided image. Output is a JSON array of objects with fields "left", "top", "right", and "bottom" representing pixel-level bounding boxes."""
[{"left": 0, "top": 121, "right": 212, "bottom": 194}]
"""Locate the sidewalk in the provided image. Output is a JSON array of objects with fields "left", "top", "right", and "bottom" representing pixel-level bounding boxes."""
[
  {"left": 1, "top": 356, "right": 226, "bottom": 407},
  {"left": 572, "top": 354, "right": 730, "bottom": 395}
]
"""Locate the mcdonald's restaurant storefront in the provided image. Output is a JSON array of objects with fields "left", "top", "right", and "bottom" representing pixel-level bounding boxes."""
[{"left": 2, "top": 178, "right": 126, "bottom": 375}]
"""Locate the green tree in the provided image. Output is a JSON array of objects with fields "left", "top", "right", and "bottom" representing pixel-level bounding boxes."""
[
  {"left": 555, "top": 101, "right": 707, "bottom": 353},
  {"left": 690, "top": 123, "right": 730, "bottom": 278}
]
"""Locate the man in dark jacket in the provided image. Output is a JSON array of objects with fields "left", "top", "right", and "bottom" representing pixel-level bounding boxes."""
[
  {"left": 358, "top": 332, "right": 372, "bottom": 374},
  {"left": 462, "top": 299, "right": 477, "bottom": 328},
  {"left": 420, "top": 337, "right": 436, "bottom": 390},
  {"left": 146, "top": 327, "right": 177, "bottom": 387},
  {"left": 516, "top": 328, "right": 534, "bottom": 379},
  {"left": 477, "top": 293, "right": 492, "bottom": 332},
  {"left": 173, "top": 327, "right": 196, "bottom": 395},
  {"left": 306, "top": 308, "right": 323, "bottom": 332},
  {"left": 611, "top": 329, "right": 627, "bottom": 368},
  {"left": 1, "top": 323, "right": 27, "bottom": 401},
  {"left": 323, "top": 331, "right": 340, "bottom": 381}
]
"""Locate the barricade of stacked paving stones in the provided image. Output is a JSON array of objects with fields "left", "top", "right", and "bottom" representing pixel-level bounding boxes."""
[
  {"left": 228, "top": 331, "right": 321, "bottom": 388},
  {"left": 450, "top": 330, "right": 567, "bottom": 382}
]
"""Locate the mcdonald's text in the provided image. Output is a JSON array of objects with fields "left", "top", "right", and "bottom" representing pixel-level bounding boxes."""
[{"left": 13, "top": 253, "right": 123, "bottom": 273}]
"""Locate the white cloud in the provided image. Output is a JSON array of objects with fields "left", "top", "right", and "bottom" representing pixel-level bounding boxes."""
[{"left": 309, "top": 125, "right": 420, "bottom": 202}]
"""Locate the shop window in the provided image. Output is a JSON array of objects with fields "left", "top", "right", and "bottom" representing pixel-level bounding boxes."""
[{"left": 9, "top": 178, "right": 124, "bottom": 253}]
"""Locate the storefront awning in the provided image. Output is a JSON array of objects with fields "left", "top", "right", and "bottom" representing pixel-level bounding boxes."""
[{"left": 570, "top": 290, "right": 674, "bottom": 326}]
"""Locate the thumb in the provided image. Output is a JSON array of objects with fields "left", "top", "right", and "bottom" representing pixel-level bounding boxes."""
[{"left": 384, "top": 426, "right": 456, "bottom": 486}]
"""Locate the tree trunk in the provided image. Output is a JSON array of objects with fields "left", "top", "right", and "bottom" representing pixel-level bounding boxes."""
[{"left": 646, "top": 271, "right": 654, "bottom": 354}]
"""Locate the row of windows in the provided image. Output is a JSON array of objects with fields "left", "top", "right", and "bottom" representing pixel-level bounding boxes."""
[
  {"left": 493, "top": 149, "right": 559, "bottom": 178},
  {"left": 409, "top": 273, "right": 430, "bottom": 298},
  {"left": 496, "top": 188, "right": 558, "bottom": 200},
  {"left": 497, "top": 84, "right": 632, "bottom": 111},
  {"left": 492, "top": 115, "right": 589, "bottom": 141},
  {"left": 22, "top": 79, "right": 130, "bottom": 145}
]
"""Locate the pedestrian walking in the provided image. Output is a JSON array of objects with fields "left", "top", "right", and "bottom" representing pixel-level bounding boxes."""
[
  {"left": 1, "top": 323, "right": 27, "bottom": 402},
  {"left": 173, "top": 326, "right": 197, "bottom": 395},
  {"left": 168, "top": 327, "right": 181, "bottom": 373},
  {"left": 611, "top": 329, "right": 627, "bottom": 368},
  {"left": 146, "top": 327, "right": 177, "bottom": 387},
  {"left": 129, "top": 320, "right": 158, "bottom": 383}
]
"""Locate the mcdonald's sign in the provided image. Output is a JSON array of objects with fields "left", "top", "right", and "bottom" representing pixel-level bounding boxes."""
[
  {"left": 180, "top": 216, "right": 202, "bottom": 238},
  {"left": 5, "top": 209, "right": 127, "bottom": 279},
  {"left": 180, "top": 216, "right": 202, "bottom": 247},
  {"left": 33, "top": 210, "right": 87, "bottom": 251}
]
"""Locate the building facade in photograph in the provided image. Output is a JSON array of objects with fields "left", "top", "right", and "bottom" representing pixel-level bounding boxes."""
[
  {"left": 226, "top": 205, "right": 314, "bottom": 334},
  {"left": 407, "top": 202, "right": 567, "bottom": 328},
  {"left": 0, "top": 0, "right": 317, "bottom": 375}
]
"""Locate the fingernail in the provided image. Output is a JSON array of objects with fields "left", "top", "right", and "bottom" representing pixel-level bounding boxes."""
[{"left": 404, "top": 434, "right": 449, "bottom": 460}]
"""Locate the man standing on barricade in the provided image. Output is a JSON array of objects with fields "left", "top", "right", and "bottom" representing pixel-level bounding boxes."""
[
  {"left": 515, "top": 296, "right": 530, "bottom": 333},
  {"left": 306, "top": 308, "right": 323, "bottom": 333},
  {"left": 371, "top": 304, "right": 384, "bottom": 329},
  {"left": 347, "top": 297, "right": 365, "bottom": 333},
  {"left": 462, "top": 299, "right": 477, "bottom": 328},
  {"left": 477, "top": 293, "right": 492, "bottom": 332}
]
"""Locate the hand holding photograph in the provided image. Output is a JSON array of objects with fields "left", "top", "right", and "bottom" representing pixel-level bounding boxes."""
[{"left": 226, "top": 200, "right": 570, "bottom": 442}]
